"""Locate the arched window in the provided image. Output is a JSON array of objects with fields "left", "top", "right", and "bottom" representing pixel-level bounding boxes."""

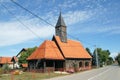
[{"left": 85, "top": 62, "right": 89, "bottom": 67}]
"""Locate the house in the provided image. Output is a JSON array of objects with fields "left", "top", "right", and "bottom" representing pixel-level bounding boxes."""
[
  {"left": 0, "top": 57, "right": 13, "bottom": 69},
  {"left": 27, "top": 13, "right": 92, "bottom": 72},
  {"left": 11, "top": 56, "right": 19, "bottom": 69},
  {"left": 16, "top": 48, "right": 28, "bottom": 58},
  {"left": 0, "top": 56, "right": 19, "bottom": 69}
]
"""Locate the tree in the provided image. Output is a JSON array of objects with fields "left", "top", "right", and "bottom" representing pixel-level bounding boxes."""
[
  {"left": 86, "top": 48, "right": 96, "bottom": 66},
  {"left": 115, "top": 53, "right": 120, "bottom": 66},
  {"left": 107, "top": 57, "right": 113, "bottom": 65},
  {"left": 18, "top": 46, "right": 37, "bottom": 64},
  {"left": 2, "top": 64, "right": 10, "bottom": 73},
  {"left": 93, "top": 48, "right": 112, "bottom": 67},
  {"left": 86, "top": 48, "right": 92, "bottom": 56}
]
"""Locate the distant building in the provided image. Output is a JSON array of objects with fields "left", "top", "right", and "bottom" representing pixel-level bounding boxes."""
[
  {"left": 11, "top": 56, "right": 19, "bottom": 69},
  {"left": 0, "top": 56, "right": 19, "bottom": 69},
  {"left": 16, "top": 48, "right": 28, "bottom": 58},
  {"left": 21, "top": 63, "right": 28, "bottom": 68},
  {"left": 0, "top": 57, "right": 13, "bottom": 69},
  {"left": 27, "top": 13, "right": 92, "bottom": 72}
]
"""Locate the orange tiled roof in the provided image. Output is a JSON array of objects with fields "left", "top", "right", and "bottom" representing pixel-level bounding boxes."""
[
  {"left": 21, "top": 63, "right": 28, "bottom": 68},
  {"left": 0, "top": 57, "right": 13, "bottom": 64},
  {"left": 54, "top": 36, "right": 92, "bottom": 59},
  {"left": 27, "top": 40, "right": 64, "bottom": 60}
]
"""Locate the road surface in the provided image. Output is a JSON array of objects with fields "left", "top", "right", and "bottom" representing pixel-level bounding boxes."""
[{"left": 45, "top": 65, "right": 120, "bottom": 80}]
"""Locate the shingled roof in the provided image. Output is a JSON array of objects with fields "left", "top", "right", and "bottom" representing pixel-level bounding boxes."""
[
  {"left": 55, "top": 12, "right": 66, "bottom": 27},
  {"left": 27, "top": 40, "right": 64, "bottom": 60},
  {"left": 53, "top": 36, "right": 92, "bottom": 59}
]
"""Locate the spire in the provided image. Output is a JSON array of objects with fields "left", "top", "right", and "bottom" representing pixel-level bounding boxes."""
[
  {"left": 56, "top": 12, "right": 66, "bottom": 27},
  {"left": 55, "top": 12, "right": 67, "bottom": 43}
]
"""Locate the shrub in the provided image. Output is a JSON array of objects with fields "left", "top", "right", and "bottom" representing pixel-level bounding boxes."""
[{"left": 2, "top": 64, "right": 10, "bottom": 73}]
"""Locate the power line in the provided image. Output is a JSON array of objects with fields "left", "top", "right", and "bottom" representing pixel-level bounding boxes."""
[
  {"left": 10, "top": 0, "right": 96, "bottom": 47},
  {"left": 0, "top": 2, "right": 42, "bottom": 40},
  {"left": 11, "top": 0, "right": 54, "bottom": 27}
]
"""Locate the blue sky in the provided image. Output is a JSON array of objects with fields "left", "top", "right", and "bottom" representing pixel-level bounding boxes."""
[{"left": 0, "top": 0, "right": 120, "bottom": 58}]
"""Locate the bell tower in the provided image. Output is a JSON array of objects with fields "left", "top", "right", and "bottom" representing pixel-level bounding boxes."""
[{"left": 55, "top": 12, "right": 67, "bottom": 43}]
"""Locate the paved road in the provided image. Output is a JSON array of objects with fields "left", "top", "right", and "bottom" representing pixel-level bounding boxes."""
[{"left": 45, "top": 65, "right": 120, "bottom": 80}]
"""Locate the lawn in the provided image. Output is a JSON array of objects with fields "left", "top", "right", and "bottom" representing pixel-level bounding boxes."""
[{"left": 0, "top": 72, "right": 66, "bottom": 80}]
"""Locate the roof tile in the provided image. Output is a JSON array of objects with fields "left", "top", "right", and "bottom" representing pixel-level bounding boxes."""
[
  {"left": 54, "top": 36, "right": 92, "bottom": 59},
  {"left": 0, "top": 57, "right": 13, "bottom": 64},
  {"left": 27, "top": 40, "right": 64, "bottom": 60}
]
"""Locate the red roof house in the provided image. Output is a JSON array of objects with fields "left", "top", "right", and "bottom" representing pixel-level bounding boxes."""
[
  {"left": 0, "top": 57, "right": 13, "bottom": 64},
  {"left": 0, "top": 57, "right": 13, "bottom": 68}
]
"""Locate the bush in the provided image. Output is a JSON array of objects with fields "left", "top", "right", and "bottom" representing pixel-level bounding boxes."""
[
  {"left": 115, "top": 53, "right": 120, "bottom": 66},
  {"left": 2, "top": 64, "right": 10, "bottom": 73}
]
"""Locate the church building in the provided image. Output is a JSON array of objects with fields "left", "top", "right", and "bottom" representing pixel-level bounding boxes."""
[{"left": 27, "top": 13, "right": 92, "bottom": 72}]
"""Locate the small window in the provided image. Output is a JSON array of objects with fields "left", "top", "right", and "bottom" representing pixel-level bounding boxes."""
[
  {"left": 79, "top": 62, "right": 82, "bottom": 67},
  {"left": 85, "top": 62, "right": 89, "bottom": 67}
]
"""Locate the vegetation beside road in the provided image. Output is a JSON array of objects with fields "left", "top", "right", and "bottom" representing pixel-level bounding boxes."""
[
  {"left": 115, "top": 53, "right": 120, "bottom": 66},
  {"left": 86, "top": 48, "right": 113, "bottom": 67},
  {"left": 0, "top": 72, "right": 66, "bottom": 80}
]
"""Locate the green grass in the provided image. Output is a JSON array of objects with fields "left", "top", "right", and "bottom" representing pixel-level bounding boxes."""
[{"left": 0, "top": 72, "right": 66, "bottom": 80}]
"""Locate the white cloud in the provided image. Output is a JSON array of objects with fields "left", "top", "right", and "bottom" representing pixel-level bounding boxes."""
[
  {"left": 110, "top": 52, "right": 118, "bottom": 59},
  {"left": 0, "top": 9, "right": 93, "bottom": 47},
  {"left": 58, "top": 0, "right": 78, "bottom": 9},
  {"left": 0, "top": 6, "right": 99, "bottom": 47},
  {"left": 0, "top": 0, "right": 11, "bottom": 3},
  {"left": 63, "top": 10, "right": 93, "bottom": 25},
  {"left": 74, "top": 25, "right": 120, "bottom": 35},
  {"left": 0, "top": 0, "right": 119, "bottom": 47},
  {"left": 0, "top": 19, "right": 54, "bottom": 47}
]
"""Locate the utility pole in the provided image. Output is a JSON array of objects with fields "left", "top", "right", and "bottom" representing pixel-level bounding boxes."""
[{"left": 95, "top": 45, "right": 99, "bottom": 68}]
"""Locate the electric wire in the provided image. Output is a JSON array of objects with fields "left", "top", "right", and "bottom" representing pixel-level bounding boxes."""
[
  {"left": 10, "top": 0, "right": 96, "bottom": 47},
  {"left": 0, "top": 2, "right": 43, "bottom": 40}
]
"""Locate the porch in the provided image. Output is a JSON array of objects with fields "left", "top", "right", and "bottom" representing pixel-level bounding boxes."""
[{"left": 28, "top": 59, "right": 65, "bottom": 72}]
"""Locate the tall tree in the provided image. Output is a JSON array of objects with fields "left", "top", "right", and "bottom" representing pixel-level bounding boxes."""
[
  {"left": 18, "top": 46, "right": 37, "bottom": 64},
  {"left": 107, "top": 57, "right": 113, "bottom": 65},
  {"left": 93, "top": 48, "right": 112, "bottom": 66},
  {"left": 115, "top": 53, "right": 120, "bottom": 66},
  {"left": 86, "top": 48, "right": 92, "bottom": 56}
]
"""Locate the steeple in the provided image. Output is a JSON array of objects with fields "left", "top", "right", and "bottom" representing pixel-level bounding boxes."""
[
  {"left": 55, "top": 12, "right": 67, "bottom": 43},
  {"left": 56, "top": 12, "right": 66, "bottom": 27}
]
